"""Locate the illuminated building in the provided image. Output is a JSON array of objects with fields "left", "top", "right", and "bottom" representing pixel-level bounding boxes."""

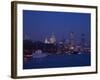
[
  {"left": 49, "top": 33, "right": 56, "bottom": 44},
  {"left": 44, "top": 37, "right": 50, "bottom": 44},
  {"left": 68, "top": 32, "right": 75, "bottom": 51},
  {"left": 44, "top": 33, "right": 56, "bottom": 44},
  {"left": 80, "top": 33, "right": 85, "bottom": 52}
]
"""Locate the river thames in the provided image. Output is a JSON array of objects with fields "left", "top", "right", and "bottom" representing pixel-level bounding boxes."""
[{"left": 23, "top": 52, "right": 90, "bottom": 69}]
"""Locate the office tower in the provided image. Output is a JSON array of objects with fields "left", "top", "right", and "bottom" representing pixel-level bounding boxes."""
[
  {"left": 80, "top": 33, "right": 85, "bottom": 48},
  {"left": 69, "top": 32, "right": 75, "bottom": 46}
]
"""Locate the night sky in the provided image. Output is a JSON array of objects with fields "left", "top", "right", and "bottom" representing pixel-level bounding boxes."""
[{"left": 23, "top": 10, "right": 91, "bottom": 43}]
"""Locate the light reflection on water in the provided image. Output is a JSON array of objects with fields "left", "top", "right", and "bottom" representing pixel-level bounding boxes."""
[{"left": 23, "top": 52, "right": 90, "bottom": 69}]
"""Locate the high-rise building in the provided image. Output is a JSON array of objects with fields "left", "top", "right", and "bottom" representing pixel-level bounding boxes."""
[
  {"left": 68, "top": 32, "right": 76, "bottom": 51},
  {"left": 80, "top": 33, "right": 85, "bottom": 48},
  {"left": 69, "top": 32, "right": 75, "bottom": 46}
]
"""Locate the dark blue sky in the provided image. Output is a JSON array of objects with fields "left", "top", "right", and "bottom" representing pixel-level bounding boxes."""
[{"left": 23, "top": 10, "right": 91, "bottom": 43}]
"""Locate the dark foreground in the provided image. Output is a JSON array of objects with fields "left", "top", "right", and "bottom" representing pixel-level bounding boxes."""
[{"left": 23, "top": 53, "right": 91, "bottom": 69}]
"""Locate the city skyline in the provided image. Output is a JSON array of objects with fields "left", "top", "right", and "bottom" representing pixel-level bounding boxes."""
[
  {"left": 23, "top": 10, "right": 91, "bottom": 69},
  {"left": 24, "top": 32, "right": 90, "bottom": 46},
  {"left": 23, "top": 10, "right": 91, "bottom": 43}
]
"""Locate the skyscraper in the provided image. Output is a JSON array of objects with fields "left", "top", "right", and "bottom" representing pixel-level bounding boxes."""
[
  {"left": 80, "top": 33, "right": 85, "bottom": 48},
  {"left": 69, "top": 32, "right": 75, "bottom": 46}
]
